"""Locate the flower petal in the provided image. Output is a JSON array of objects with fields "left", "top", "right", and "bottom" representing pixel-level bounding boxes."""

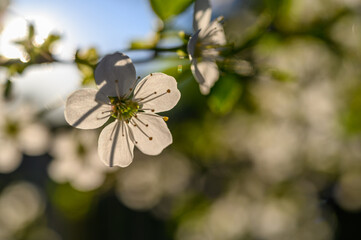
[
  {"left": 134, "top": 73, "right": 181, "bottom": 113},
  {"left": 191, "top": 59, "right": 219, "bottom": 95},
  {"left": 187, "top": 29, "right": 201, "bottom": 61},
  {"left": 95, "top": 52, "right": 136, "bottom": 97},
  {"left": 98, "top": 121, "right": 134, "bottom": 167},
  {"left": 193, "top": 0, "right": 212, "bottom": 32},
  {"left": 18, "top": 123, "right": 50, "bottom": 155},
  {"left": 0, "top": 140, "right": 21, "bottom": 173},
  {"left": 72, "top": 169, "right": 105, "bottom": 191},
  {"left": 65, "top": 89, "right": 111, "bottom": 129},
  {"left": 200, "top": 16, "right": 226, "bottom": 46},
  {"left": 129, "top": 113, "right": 172, "bottom": 155}
]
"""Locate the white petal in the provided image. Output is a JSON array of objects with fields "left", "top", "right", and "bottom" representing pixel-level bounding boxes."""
[
  {"left": 72, "top": 169, "right": 105, "bottom": 191},
  {"left": 187, "top": 29, "right": 201, "bottom": 61},
  {"left": 129, "top": 113, "right": 172, "bottom": 155},
  {"left": 191, "top": 60, "right": 219, "bottom": 95},
  {"left": 98, "top": 121, "right": 134, "bottom": 167},
  {"left": 134, "top": 73, "right": 181, "bottom": 113},
  {"left": 65, "top": 89, "right": 111, "bottom": 129},
  {"left": 18, "top": 123, "right": 50, "bottom": 155},
  {"left": 0, "top": 140, "right": 22, "bottom": 173},
  {"left": 47, "top": 158, "right": 76, "bottom": 183},
  {"left": 115, "top": 159, "right": 162, "bottom": 210},
  {"left": 200, "top": 17, "right": 226, "bottom": 46},
  {"left": 95, "top": 52, "right": 136, "bottom": 97},
  {"left": 193, "top": 0, "right": 212, "bottom": 32}
]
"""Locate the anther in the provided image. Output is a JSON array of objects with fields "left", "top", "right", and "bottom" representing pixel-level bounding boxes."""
[
  {"left": 163, "top": 117, "right": 169, "bottom": 121},
  {"left": 102, "top": 110, "right": 113, "bottom": 114},
  {"left": 149, "top": 137, "right": 153, "bottom": 141},
  {"left": 121, "top": 122, "right": 125, "bottom": 137},
  {"left": 167, "top": 89, "right": 171, "bottom": 93},
  {"left": 131, "top": 119, "right": 152, "bottom": 140},
  {"left": 109, "top": 121, "right": 119, "bottom": 141}
]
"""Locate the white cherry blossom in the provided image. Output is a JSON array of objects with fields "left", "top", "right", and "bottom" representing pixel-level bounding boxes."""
[
  {"left": 0, "top": 103, "right": 50, "bottom": 173},
  {"left": 48, "top": 129, "right": 115, "bottom": 191},
  {"left": 187, "top": 0, "right": 226, "bottom": 95},
  {"left": 65, "top": 52, "right": 181, "bottom": 167}
]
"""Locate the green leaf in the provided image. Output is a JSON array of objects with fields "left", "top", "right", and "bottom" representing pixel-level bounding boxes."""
[
  {"left": 74, "top": 48, "right": 99, "bottom": 85},
  {"left": 49, "top": 183, "right": 95, "bottom": 220},
  {"left": 150, "top": 0, "right": 194, "bottom": 21},
  {"left": 207, "top": 74, "right": 242, "bottom": 115}
]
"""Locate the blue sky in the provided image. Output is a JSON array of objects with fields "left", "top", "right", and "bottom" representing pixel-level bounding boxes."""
[{"left": 9, "top": 0, "right": 158, "bottom": 56}]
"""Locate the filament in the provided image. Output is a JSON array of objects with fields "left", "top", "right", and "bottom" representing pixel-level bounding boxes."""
[
  {"left": 131, "top": 119, "right": 153, "bottom": 141},
  {"left": 139, "top": 89, "right": 171, "bottom": 104},
  {"left": 124, "top": 76, "right": 141, "bottom": 98},
  {"left": 133, "top": 115, "right": 149, "bottom": 127},
  {"left": 133, "top": 75, "right": 150, "bottom": 96},
  {"left": 114, "top": 80, "right": 121, "bottom": 99}
]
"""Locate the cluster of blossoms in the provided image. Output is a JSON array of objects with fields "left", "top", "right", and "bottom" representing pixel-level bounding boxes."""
[{"left": 64, "top": 0, "right": 225, "bottom": 168}]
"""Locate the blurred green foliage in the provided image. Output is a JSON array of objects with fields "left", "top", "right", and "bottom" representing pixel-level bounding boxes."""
[
  {"left": 0, "top": 24, "right": 60, "bottom": 76},
  {"left": 74, "top": 48, "right": 99, "bottom": 85},
  {"left": 150, "top": 0, "right": 194, "bottom": 21}
]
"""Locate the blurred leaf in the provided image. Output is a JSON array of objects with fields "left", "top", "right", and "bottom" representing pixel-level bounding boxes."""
[
  {"left": 150, "top": 0, "right": 194, "bottom": 21},
  {"left": 74, "top": 48, "right": 99, "bottom": 85},
  {"left": 207, "top": 74, "right": 242, "bottom": 115},
  {"left": 270, "top": 69, "right": 294, "bottom": 82},
  {"left": 49, "top": 183, "right": 95, "bottom": 220},
  {"left": 172, "top": 193, "right": 210, "bottom": 222},
  {"left": 130, "top": 33, "right": 159, "bottom": 50},
  {"left": 264, "top": 0, "right": 291, "bottom": 17},
  {"left": 341, "top": 86, "right": 361, "bottom": 135},
  {"left": 130, "top": 40, "right": 157, "bottom": 50}
]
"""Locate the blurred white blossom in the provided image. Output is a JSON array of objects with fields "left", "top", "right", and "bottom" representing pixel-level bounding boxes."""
[
  {"left": 188, "top": 0, "right": 226, "bottom": 94},
  {"left": 48, "top": 129, "right": 114, "bottom": 191},
  {"left": 0, "top": 182, "right": 44, "bottom": 238},
  {"left": 0, "top": 103, "right": 50, "bottom": 173},
  {"left": 116, "top": 150, "right": 192, "bottom": 211},
  {"left": 65, "top": 52, "right": 181, "bottom": 167}
]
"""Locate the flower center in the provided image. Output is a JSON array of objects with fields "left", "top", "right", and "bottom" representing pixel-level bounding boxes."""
[
  {"left": 4, "top": 120, "right": 19, "bottom": 137},
  {"left": 76, "top": 142, "right": 86, "bottom": 158},
  {"left": 109, "top": 96, "right": 139, "bottom": 121}
]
